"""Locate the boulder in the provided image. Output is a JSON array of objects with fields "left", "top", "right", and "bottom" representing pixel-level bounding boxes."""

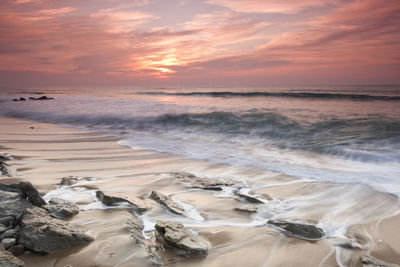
[
  {"left": 0, "top": 246, "right": 24, "bottom": 267},
  {"left": 267, "top": 219, "right": 324, "bottom": 240},
  {"left": 42, "top": 198, "right": 79, "bottom": 219},
  {"left": 1, "top": 238, "right": 17, "bottom": 249},
  {"left": 18, "top": 207, "right": 94, "bottom": 254},
  {"left": 175, "top": 172, "right": 244, "bottom": 191},
  {"left": 354, "top": 255, "right": 400, "bottom": 267},
  {"left": 155, "top": 220, "right": 210, "bottom": 257},
  {"left": 149, "top": 191, "right": 186, "bottom": 216},
  {"left": 0, "top": 191, "right": 33, "bottom": 220},
  {"left": 96, "top": 191, "right": 153, "bottom": 213},
  {"left": 234, "top": 190, "right": 264, "bottom": 204},
  {"left": 18, "top": 182, "right": 46, "bottom": 207}
]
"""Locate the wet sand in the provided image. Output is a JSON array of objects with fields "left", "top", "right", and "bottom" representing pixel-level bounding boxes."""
[{"left": 1, "top": 116, "right": 399, "bottom": 266}]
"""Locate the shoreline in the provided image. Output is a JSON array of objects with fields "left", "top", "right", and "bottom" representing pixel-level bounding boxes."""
[{"left": 1, "top": 116, "right": 400, "bottom": 266}]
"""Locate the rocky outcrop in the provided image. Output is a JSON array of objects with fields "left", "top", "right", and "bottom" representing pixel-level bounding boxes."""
[
  {"left": 17, "top": 182, "right": 46, "bottom": 207},
  {"left": 96, "top": 191, "right": 153, "bottom": 213},
  {"left": 0, "top": 246, "right": 24, "bottom": 267},
  {"left": 43, "top": 198, "right": 79, "bottom": 219},
  {"left": 155, "top": 220, "right": 210, "bottom": 257},
  {"left": 267, "top": 219, "right": 324, "bottom": 240},
  {"left": 59, "top": 176, "right": 79, "bottom": 186},
  {"left": 175, "top": 172, "right": 244, "bottom": 191},
  {"left": 18, "top": 207, "right": 94, "bottom": 254},
  {"left": 149, "top": 191, "right": 186, "bottom": 216},
  {"left": 353, "top": 255, "right": 400, "bottom": 267},
  {"left": 233, "top": 190, "right": 264, "bottom": 204}
]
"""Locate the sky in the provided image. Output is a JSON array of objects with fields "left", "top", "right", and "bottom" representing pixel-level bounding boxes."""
[{"left": 0, "top": 0, "right": 399, "bottom": 88}]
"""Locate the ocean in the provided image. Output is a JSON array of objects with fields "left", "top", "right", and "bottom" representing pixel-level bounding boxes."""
[{"left": 1, "top": 85, "right": 400, "bottom": 195}]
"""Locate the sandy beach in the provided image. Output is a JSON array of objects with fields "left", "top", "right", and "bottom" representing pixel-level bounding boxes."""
[{"left": 1, "top": 115, "right": 400, "bottom": 267}]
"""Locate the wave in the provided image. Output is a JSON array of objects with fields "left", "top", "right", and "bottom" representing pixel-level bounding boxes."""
[
  {"left": 3, "top": 109, "right": 400, "bottom": 163},
  {"left": 139, "top": 91, "right": 400, "bottom": 101}
]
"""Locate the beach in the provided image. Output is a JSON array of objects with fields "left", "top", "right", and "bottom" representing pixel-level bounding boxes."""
[{"left": 1, "top": 115, "right": 400, "bottom": 266}]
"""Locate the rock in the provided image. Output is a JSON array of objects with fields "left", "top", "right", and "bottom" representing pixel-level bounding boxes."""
[
  {"left": 354, "top": 255, "right": 400, "bottom": 267},
  {"left": 1, "top": 238, "right": 17, "bottom": 249},
  {"left": 18, "top": 207, "right": 94, "bottom": 254},
  {"left": 234, "top": 204, "right": 258, "bottom": 213},
  {"left": 12, "top": 99, "right": 18, "bottom": 102},
  {"left": 43, "top": 198, "right": 79, "bottom": 219},
  {"left": 0, "top": 217, "right": 14, "bottom": 227},
  {"left": 0, "top": 154, "right": 11, "bottom": 162},
  {"left": 59, "top": 176, "right": 79, "bottom": 186},
  {"left": 0, "top": 229, "right": 19, "bottom": 240},
  {"left": 0, "top": 163, "right": 12, "bottom": 177},
  {"left": 7, "top": 245, "right": 24, "bottom": 257},
  {"left": 19, "top": 97, "right": 26, "bottom": 101},
  {"left": 0, "top": 191, "right": 33, "bottom": 220},
  {"left": 126, "top": 214, "right": 163, "bottom": 266},
  {"left": 267, "top": 219, "right": 324, "bottom": 240},
  {"left": 28, "top": 97, "right": 37, "bottom": 100},
  {"left": 0, "top": 224, "right": 7, "bottom": 234},
  {"left": 0, "top": 246, "right": 24, "bottom": 267},
  {"left": 149, "top": 191, "right": 186, "bottom": 216},
  {"left": 233, "top": 190, "right": 264, "bottom": 204},
  {"left": 155, "top": 220, "right": 210, "bottom": 257},
  {"left": 96, "top": 191, "right": 153, "bottom": 213},
  {"left": 175, "top": 172, "right": 243, "bottom": 191},
  {"left": 35, "top": 96, "right": 54, "bottom": 100},
  {"left": 18, "top": 182, "right": 46, "bottom": 207}
]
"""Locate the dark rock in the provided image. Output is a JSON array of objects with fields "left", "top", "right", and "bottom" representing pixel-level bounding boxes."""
[
  {"left": 42, "top": 198, "right": 79, "bottom": 219},
  {"left": 1, "top": 238, "right": 17, "bottom": 249},
  {"left": 18, "top": 182, "right": 46, "bottom": 207},
  {"left": 0, "top": 245, "right": 24, "bottom": 267},
  {"left": 19, "top": 97, "right": 26, "bottom": 101},
  {"left": 7, "top": 245, "right": 25, "bottom": 257},
  {"left": 18, "top": 207, "right": 94, "bottom": 254},
  {"left": 175, "top": 172, "right": 244, "bottom": 191},
  {"left": 0, "top": 184, "right": 19, "bottom": 194},
  {"left": 96, "top": 191, "right": 153, "bottom": 213},
  {"left": 0, "top": 191, "right": 33, "bottom": 220},
  {"left": 28, "top": 97, "right": 37, "bottom": 100},
  {"left": 0, "top": 154, "right": 11, "bottom": 162},
  {"left": 0, "top": 163, "right": 12, "bottom": 177},
  {"left": 12, "top": 99, "right": 18, "bottom": 102},
  {"left": 0, "top": 229, "right": 19, "bottom": 240},
  {"left": 155, "top": 220, "right": 210, "bottom": 257},
  {"left": 149, "top": 191, "right": 186, "bottom": 216},
  {"left": 267, "top": 219, "right": 324, "bottom": 240},
  {"left": 37, "top": 96, "right": 54, "bottom": 100},
  {"left": 0, "top": 224, "right": 7, "bottom": 234},
  {"left": 354, "top": 255, "right": 400, "bottom": 267},
  {"left": 233, "top": 190, "right": 264, "bottom": 204},
  {"left": 234, "top": 204, "right": 258, "bottom": 213}
]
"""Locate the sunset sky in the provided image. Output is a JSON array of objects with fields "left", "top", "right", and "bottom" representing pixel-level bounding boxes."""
[{"left": 0, "top": 0, "right": 399, "bottom": 87}]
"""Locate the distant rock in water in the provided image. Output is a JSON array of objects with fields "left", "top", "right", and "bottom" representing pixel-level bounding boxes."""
[
  {"left": 42, "top": 198, "right": 79, "bottom": 219},
  {"left": 233, "top": 190, "right": 264, "bottom": 204},
  {"left": 175, "top": 172, "right": 244, "bottom": 191},
  {"left": 267, "top": 219, "right": 324, "bottom": 240},
  {"left": 12, "top": 97, "right": 26, "bottom": 102},
  {"left": 18, "top": 207, "right": 94, "bottom": 254},
  {"left": 96, "top": 190, "right": 153, "bottom": 213},
  {"left": 353, "top": 255, "right": 400, "bottom": 267},
  {"left": 13, "top": 95, "right": 54, "bottom": 101},
  {"left": 154, "top": 220, "right": 210, "bottom": 257},
  {"left": 149, "top": 191, "right": 186, "bottom": 216}
]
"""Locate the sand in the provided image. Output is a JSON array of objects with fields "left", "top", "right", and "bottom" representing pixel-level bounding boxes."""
[{"left": 1, "top": 116, "right": 399, "bottom": 267}]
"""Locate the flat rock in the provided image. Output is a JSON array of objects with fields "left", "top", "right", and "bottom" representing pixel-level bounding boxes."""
[
  {"left": 18, "top": 182, "right": 46, "bottom": 207},
  {"left": 267, "top": 219, "right": 324, "bottom": 240},
  {"left": 149, "top": 191, "right": 186, "bottom": 216},
  {"left": 18, "top": 207, "right": 94, "bottom": 254},
  {"left": 0, "top": 246, "right": 24, "bottom": 267},
  {"left": 155, "top": 220, "right": 210, "bottom": 257},
  {"left": 175, "top": 172, "right": 243, "bottom": 191},
  {"left": 0, "top": 191, "right": 33, "bottom": 220},
  {"left": 1, "top": 238, "right": 17, "bottom": 249},
  {"left": 234, "top": 204, "right": 258, "bottom": 213},
  {"left": 233, "top": 190, "right": 264, "bottom": 204},
  {"left": 354, "top": 255, "right": 400, "bottom": 267},
  {"left": 43, "top": 198, "right": 79, "bottom": 219},
  {"left": 96, "top": 191, "right": 153, "bottom": 213}
]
